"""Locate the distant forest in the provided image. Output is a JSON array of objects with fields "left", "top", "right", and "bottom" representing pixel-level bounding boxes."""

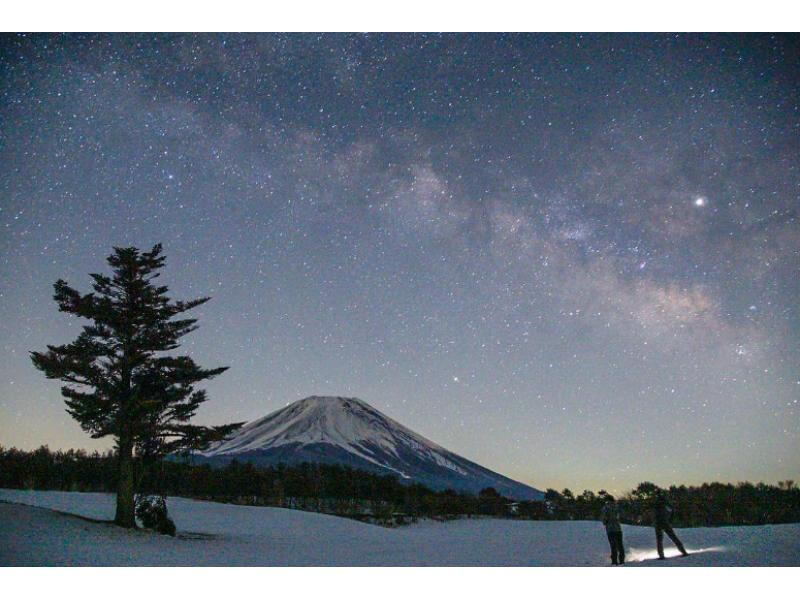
[{"left": 1, "top": 445, "right": 798, "bottom": 527}]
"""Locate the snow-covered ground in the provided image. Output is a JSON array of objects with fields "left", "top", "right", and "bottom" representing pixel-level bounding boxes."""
[{"left": 1, "top": 489, "right": 798, "bottom": 566}]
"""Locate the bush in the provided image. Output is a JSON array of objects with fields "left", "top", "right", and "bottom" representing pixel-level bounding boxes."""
[{"left": 135, "top": 494, "right": 176, "bottom": 536}]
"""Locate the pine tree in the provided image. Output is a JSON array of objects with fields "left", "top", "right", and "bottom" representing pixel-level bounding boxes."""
[{"left": 31, "top": 244, "right": 243, "bottom": 528}]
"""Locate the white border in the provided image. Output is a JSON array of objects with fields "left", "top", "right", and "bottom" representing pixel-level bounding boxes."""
[
  {"left": 1, "top": 1, "right": 799, "bottom": 32},
  {"left": 1, "top": 567, "right": 799, "bottom": 596},
  {"left": 2, "top": 2, "right": 799, "bottom": 590}
]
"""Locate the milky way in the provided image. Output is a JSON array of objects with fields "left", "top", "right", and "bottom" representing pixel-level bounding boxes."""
[{"left": 1, "top": 33, "right": 798, "bottom": 491}]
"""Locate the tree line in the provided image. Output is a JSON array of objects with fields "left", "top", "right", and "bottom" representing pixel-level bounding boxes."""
[
  {"left": 543, "top": 480, "right": 800, "bottom": 527},
  {"left": 2, "top": 445, "right": 798, "bottom": 526},
  {"left": 0, "top": 445, "right": 525, "bottom": 522}
]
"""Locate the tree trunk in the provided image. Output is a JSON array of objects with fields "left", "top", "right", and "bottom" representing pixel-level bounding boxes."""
[{"left": 114, "top": 437, "right": 136, "bottom": 528}]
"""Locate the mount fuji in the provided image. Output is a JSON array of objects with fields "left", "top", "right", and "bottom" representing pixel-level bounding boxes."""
[{"left": 196, "top": 396, "right": 542, "bottom": 500}]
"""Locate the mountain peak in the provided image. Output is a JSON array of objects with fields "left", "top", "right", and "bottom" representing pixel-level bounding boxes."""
[
  {"left": 293, "top": 395, "right": 371, "bottom": 410},
  {"left": 299, "top": 395, "right": 361, "bottom": 403},
  {"left": 199, "top": 396, "right": 542, "bottom": 500}
]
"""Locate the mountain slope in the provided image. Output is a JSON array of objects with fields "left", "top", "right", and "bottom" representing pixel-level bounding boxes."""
[{"left": 197, "top": 396, "right": 542, "bottom": 500}]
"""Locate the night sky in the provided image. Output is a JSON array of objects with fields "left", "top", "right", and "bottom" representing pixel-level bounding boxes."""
[{"left": 1, "top": 33, "right": 798, "bottom": 492}]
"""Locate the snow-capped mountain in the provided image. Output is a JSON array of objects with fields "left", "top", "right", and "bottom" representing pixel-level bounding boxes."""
[{"left": 197, "top": 396, "right": 542, "bottom": 500}]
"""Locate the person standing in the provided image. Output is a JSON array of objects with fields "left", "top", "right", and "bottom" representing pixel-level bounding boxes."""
[
  {"left": 601, "top": 494, "right": 625, "bottom": 565},
  {"left": 653, "top": 493, "right": 688, "bottom": 559}
]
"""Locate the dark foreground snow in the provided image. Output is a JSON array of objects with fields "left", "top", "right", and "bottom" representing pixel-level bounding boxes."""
[{"left": 1, "top": 490, "right": 798, "bottom": 566}]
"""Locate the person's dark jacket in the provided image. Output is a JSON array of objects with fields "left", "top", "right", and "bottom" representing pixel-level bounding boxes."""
[
  {"left": 654, "top": 497, "right": 672, "bottom": 527},
  {"left": 601, "top": 501, "right": 622, "bottom": 533}
]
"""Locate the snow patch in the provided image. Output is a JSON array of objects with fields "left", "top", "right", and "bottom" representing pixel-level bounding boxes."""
[{"left": 2, "top": 490, "right": 798, "bottom": 566}]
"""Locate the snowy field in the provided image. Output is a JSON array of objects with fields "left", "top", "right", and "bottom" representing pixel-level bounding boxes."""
[{"left": 1, "top": 489, "right": 798, "bottom": 566}]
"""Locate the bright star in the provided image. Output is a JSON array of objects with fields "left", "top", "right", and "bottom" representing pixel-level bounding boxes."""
[{"left": 694, "top": 196, "right": 707, "bottom": 207}]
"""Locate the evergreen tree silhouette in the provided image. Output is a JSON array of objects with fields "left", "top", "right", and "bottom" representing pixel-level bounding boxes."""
[{"left": 31, "top": 244, "right": 242, "bottom": 528}]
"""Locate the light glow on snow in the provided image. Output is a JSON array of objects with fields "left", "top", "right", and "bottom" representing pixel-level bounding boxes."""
[{"left": 627, "top": 545, "right": 726, "bottom": 562}]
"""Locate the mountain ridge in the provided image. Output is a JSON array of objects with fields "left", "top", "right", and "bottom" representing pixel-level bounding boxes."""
[{"left": 197, "top": 396, "right": 543, "bottom": 500}]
